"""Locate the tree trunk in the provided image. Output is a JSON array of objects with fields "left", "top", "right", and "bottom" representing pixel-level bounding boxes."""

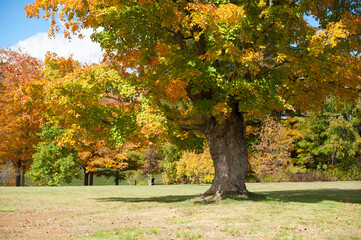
[
  {"left": 164, "top": 162, "right": 168, "bottom": 185},
  {"left": 332, "top": 147, "right": 338, "bottom": 165},
  {"left": 21, "top": 171, "right": 25, "bottom": 186},
  {"left": 115, "top": 171, "right": 119, "bottom": 185},
  {"left": 84, "top": 169, "right": 89, "bottom": 186},
  {"left": 89, "top": 172, "right": 94, "bottom": 186},
  {"left": 202, "top": 111, "right": 249, "bottom": 197},
  {"left": 16, "top": 173, "right": 21, "bottom": 187},
  {"left": 148, "top": 175, "right": 153, "bottom": 185}
]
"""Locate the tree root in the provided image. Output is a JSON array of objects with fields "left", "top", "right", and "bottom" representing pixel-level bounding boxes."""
[{"left": 192, "top": 188, "right": 250, "bottom": 203}]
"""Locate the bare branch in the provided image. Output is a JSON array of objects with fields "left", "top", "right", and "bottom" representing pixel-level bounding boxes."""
[
  {"left": 170, "top": 117, "right": 199, "bottom": 121},
  {"left": 261, "top": 62, "right": 286, "bottom": 70},
  {"left": 179, "top": 124, "right": 204, "bottom": 131},
  {"left": 338, "top": 85, "right": 361, "bottom": 92}
]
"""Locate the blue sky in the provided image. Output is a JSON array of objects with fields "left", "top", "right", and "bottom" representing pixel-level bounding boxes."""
[
  {"left": 0, "top": 0, "right": 50, "bottom": 48},
  {"left": 0, "top": 0, "right": 102, "bottom": 63}
]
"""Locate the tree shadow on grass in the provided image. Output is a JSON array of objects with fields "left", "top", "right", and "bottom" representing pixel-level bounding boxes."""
[
  {"left": 94, "top": 188, "right": 361, "bottom": 205},
  {"left": 94, "top": 195, "right": 199, "bottom": 203},
  {"left": 245, "top": 188, "right": 361, "bottom": 204}
]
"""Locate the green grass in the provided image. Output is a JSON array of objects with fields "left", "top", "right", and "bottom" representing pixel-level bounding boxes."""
[
  {"left": 175, "top": 231, "right": 203, "bottom": 239},
  {"left": 22, "top": 173, "right": 164, "bottom": 186},
  {"left": 0, "top": 206, "right": 18, "bottom": 212},
  {"left": 0, "top": 182, "right": 360, "bottom": 239},
  {"left": 75, "top": 227, "right": 158, "bottom": 240}
]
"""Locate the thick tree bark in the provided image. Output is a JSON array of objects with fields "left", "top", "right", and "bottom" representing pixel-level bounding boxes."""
[{"left": 202, "top": 111, "right": 249, "bottom": 197}]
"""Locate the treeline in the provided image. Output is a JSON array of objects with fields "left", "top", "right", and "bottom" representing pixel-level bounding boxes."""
[
  {"left": 249, "top": 98, "right": 361, "bottom": 182},
  {"left": 0, "top": 49, "right": 360, "bottom": 186}
]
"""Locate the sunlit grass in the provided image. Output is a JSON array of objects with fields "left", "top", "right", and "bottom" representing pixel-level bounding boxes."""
[{"left": 0, "top": 182, "right": 360, "bottom": 239}]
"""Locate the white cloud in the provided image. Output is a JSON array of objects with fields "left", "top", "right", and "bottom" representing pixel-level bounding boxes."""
[{"left": 11, "top": 28, "right": 103, "bottom": 64}]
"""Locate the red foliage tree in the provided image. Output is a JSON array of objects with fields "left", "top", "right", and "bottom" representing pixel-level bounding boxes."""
[{"left": 0, "top": 49, "right": 44, "bottom": 186}]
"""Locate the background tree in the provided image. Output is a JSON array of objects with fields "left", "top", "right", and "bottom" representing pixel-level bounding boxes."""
[
  {"left": 0, "top": 161, "right": 17, "bottom": 186},
  {"left": 142, "top": 147, "right": 161, "bottom": 185},
  {"left": 40, "top": 53, "right": 139, "bottom": 146},
  {"left": 28, "top": 123, "right": 140, "bottom": 186},
  {"left": 27, "top": 124, "right": 80, "bottom": 186},
  {"left": 29, "top": 54, "right": 145, "bottom": 185},
  {"left": 160, "top": 142, "right": 181, "bottom": 185},
  {"left": 0, "top": 49, "right": 44, "bottom": 186},
  {"left": 79, "top": 141, "right": 139, "bottom": 185},
  {"left": 251, "top": 117, "right": 294, "bottom": 181},
  {"left": 26, "top": 0, "right": 361, "bottom": 196},
  {"left": 124, "top": 151, "right": 146, "bottom": 185},
  {"left": 78, "top": 140, "right": 110, "bottom": 186},
  {"left": 295, "top": 96, "right": 361, "bottom": 170}
]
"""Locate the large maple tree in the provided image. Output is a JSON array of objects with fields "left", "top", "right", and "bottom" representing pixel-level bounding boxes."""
[{"left": 26, "top": 0, "right": 361, "bottom": 196}]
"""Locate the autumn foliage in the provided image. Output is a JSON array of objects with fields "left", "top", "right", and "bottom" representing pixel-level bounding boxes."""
[
  {"left": 2, "top": 1, "right": 361, "bottom": 189},
  {"left": 175, "top": 148, "right": 215, "bottom": 184},
  {"left": 23, "top": 0, "right": 361, "bottom": 195},
  {"left": 27, "top": 54, "right": 147, "bottom": 185},
  {"left": 250, "top": 117, "right": 294, "bottom": 181},
  {"left": 0, "top": 49, "right": 45, "bottom": 186}
]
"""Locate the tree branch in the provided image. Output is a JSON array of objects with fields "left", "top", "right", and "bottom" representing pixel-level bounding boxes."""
[
  {"left": 338, "top": 85, "right": 361, "bottom": 93},
  {"left": 170, "top": 117, "right": 199, "bottom": 121},
  {"left": 179, "top": 124, "right": 204, "bottom": 131}
]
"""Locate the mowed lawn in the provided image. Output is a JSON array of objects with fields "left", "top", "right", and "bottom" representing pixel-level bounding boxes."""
[{"left": 0, "top": 182, "right": 360, "bottom": 240}]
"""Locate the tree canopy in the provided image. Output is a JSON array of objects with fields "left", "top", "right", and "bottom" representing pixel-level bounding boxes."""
[{"left": 25, "top": 0, "right": 361, "bottom": 112}]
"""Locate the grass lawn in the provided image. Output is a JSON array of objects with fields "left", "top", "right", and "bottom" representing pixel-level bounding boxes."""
[{"left": 0, "top": 181, "right": 360, "bottom": 240}]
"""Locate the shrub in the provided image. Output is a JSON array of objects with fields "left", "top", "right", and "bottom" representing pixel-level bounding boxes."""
[
  {"left": 0, "top": 161, "right": 16, "bottom": 186},
  {"left": 175, "top": 148, "right": 214, "bottom": 184}
]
